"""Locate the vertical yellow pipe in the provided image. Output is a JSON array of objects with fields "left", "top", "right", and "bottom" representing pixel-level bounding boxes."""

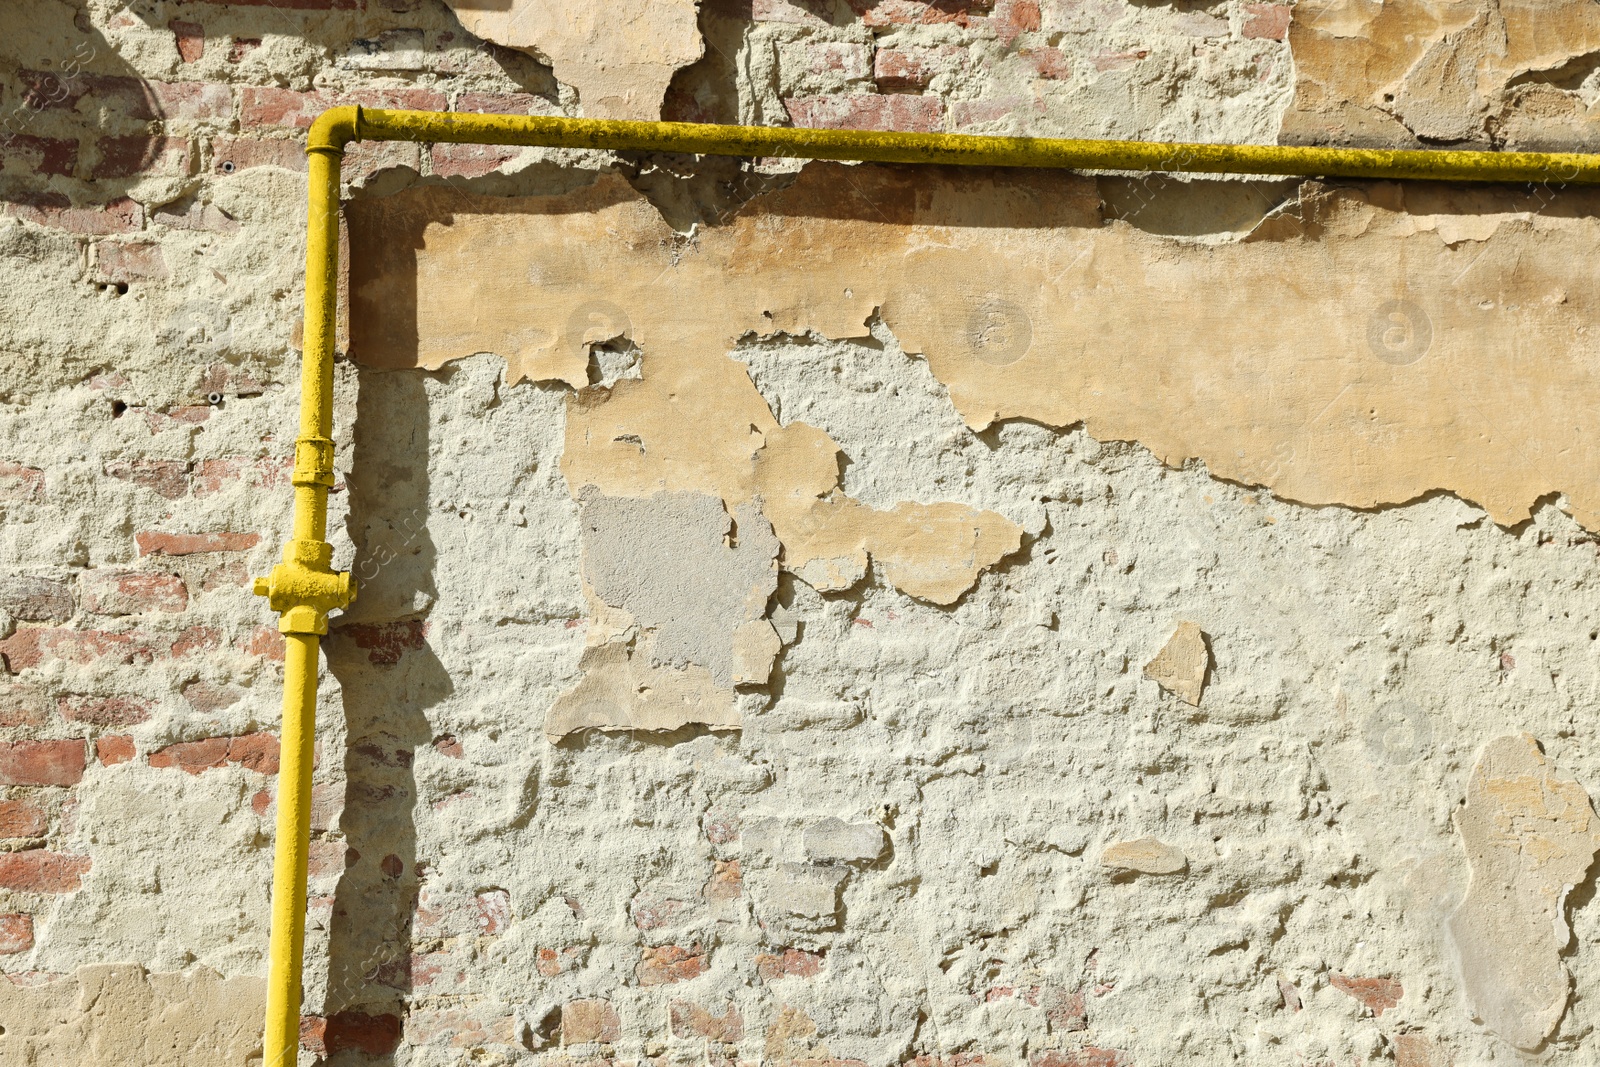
[
  {"left": 262, "top": 633, "right": 321, "bottom": 1065},
  {"left": 258, "top": 107, "right": 359, "bottom": 1067}
]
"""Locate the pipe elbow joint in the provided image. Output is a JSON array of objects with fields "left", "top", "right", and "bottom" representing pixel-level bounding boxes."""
[
  {"left": 253, "top": 539, "right": 356, "bottom": 635},
  {"left": 307, "top": 106, "right": 361, "bottom": 155}
]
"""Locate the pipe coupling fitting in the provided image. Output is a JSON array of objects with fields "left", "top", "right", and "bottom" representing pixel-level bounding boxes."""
[{"left": 252, "top": 539, "right": 356, "bottom": 635}]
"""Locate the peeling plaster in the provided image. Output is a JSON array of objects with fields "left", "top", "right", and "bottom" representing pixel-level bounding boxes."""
[
  {"left": 352, "top": 163, "right": 1600, "bottom": 535},
  {"left": 1449, "top": 734, "right": 1600, "bottom": 1050},
  {"left": 441, "top": 0, "right": 703, "bottom": 119},
  {"left": 1285, "top": 0, "right": 1600, "bottom": 148},
  {"left": 547, "top": 491, "right": 780, "bottom": 740}
]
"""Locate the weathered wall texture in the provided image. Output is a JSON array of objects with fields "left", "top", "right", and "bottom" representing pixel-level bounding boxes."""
[{"left": 5, "top": 2, "right": 1600, "bottom": 1066}]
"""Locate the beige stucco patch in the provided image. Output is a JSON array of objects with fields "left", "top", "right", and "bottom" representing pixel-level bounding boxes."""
[
  {"left": 0, "top": 963, "right": 264, "bottom": 1064},
  {"left": 1449, "top": 734, "right": 1600, "bottom": 1050},
  {"left": 351, "top": 164, "right": 1600, "bottom": 534},
  {"left": 441, "top": 0, "right": 702, "bottom": 119}
]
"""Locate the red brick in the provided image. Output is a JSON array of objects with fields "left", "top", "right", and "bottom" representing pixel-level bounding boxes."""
[
  {"left": 19, "top": 71, "right": 157, "bottom": 118},
  {"left": 0, "top": 851, "right": 89, "bottom": 893},
  {"left": 703, "top": 858, "right": 741, "bottom": 901},
  {"left": 1023, "top": 46, "right": 1072, "bottom": 80},
  {"left": 171, "top": 20, "right": 205, "bottom": 63},
  {"left": 785, "top": 94, "right": 945, "bottom": 133},
  {"left": 182, "top": 681, "right": 242, "bottom": 712},
  {"left": 406, "top": 1004, "right": 514, "bottom": 1047},
  {"left": 561, "top": 1000, "right": 620, "bottom": 1044},
  {"left": 0, "top": 134, "right": 79, "bottom": 178},
  {"left": 1029, "top": 1051, "right": 1130, "bottom": 1067},
  {"left": 432, "top": 734, "right": 463, "bottom": 758},
  {"left": 211, "top": 136, "right": 306, "bottom": 175},
  {"left": 1042, "top": 985, "right": 1087, "bottom": 1032},
  {"left": 0, "top": 462, "right": 45, "bottom": 502},
  {"left": 756, "top": 946, "right": 825, "bottom": 981},
  {"left": 228, "top": 38, "right": 262, "bottom": 63},
  {"left": 105, "top": 459, "right": 188, "bottom": 499},
  {"left": 197, "top": 362, "right": 269, "bottom": 399},
  {"left": 93, "top": 135, "right": 192, "bottom": 180},
  {"left": 990, "top": 0, "right": 1041, "bottom": 36},
  {"left": 1393, "top": 1033, "right": 1448, "bottom": 1067},
  {"left": 638, "top": 943, "right": 708, "bottom": 986},
  {"left": 752, "top": 0, "right": 832, "bottom": 25},
  {"left": 144, "top": 405, "right": 213, "bottom": 431},
  {"left": 874, "top": 47, "right": 961, "bottom": 90},
  {"left": 149, "top": 732, "right": 279, "bottom": 775},
  {"left": 343, "top": 140, "right": 422, "bottom": 183},
  {"left": 807, "top": 42, "right": 873, "bottom": 80},
  {"left": 705, "top": 811, "right": 740, "bottom": 844},
  {"left": 335, "top": 619, "right": 426, "bottom": 666},
  {"left": 0, "top": 739, "right": 86, "bottom": 786},
  {"left": 1241, "top": 3, "right": 1292, "bottom": 40},
  {"left": 0, "top": 799, "right": 47, "bottom": 838},
  {"left": 0, "top": 576, "right": 73, "bottom": 622},
  {"left": 58, "top": 695, "right": 152, "bottom": 726},
  {"left": 1092, "top": 50, "right": 1149, "bottom": 72},
  {"left": 227, "top": 732, "right": 280, "bottom": 774},
  {"left": 0, "top": 914, "right": 34, "bottom": 953},
  {"left": 453, "top": 92, "right": 555, "bottom": 115},
  {"left": 430, "top": 142, "right": 520, "bottom": 179},
  {"left": 147, "top": 737, "right": 226, "bottom": 774},
  {"left": 198, "top": 558, "right": 250, "bottom": 592},
  {"left": 241, "top": 87, "right": 446, "bottom": 129},
  {"left": 4, "top": 194, "right": 143, "bottom": 234},
  {"left": 149, "top": 81, "right": 232, "bottom": 121},
  {"left": 243, "top": 625, "right": 286, "bottom": 661},
  {"left": 136, "top": 531, "right": 261, "bottom": 555},
  {"left": 82, "top": 570, "right": 187, "bottom": 615},
  {"left": 152, "top": 201, "right": 238, "bottom": 232},
  {"left": 95, "top": 735, "right": 136, "bottom": 766},
  {"left": 950, "top": 97, "right": 1041, "bottom": 128},
  {"left": 669, "top": 999, "right": 743, "bottom": 1043},
  {"left": 168, "top": 624, "right": 223, "bottom": 656},
  {"left": 200, "top": 0, "right": 360, "bottom": 7},
  {"left": 0, "top": 627, "right": 147, "bottom": 671},
  {"left": 1331, "top": 972, "right": 1402, "bottom": 1016},
  {"left": 475, "top": 888, "right": 511, "bottom": 934},
  {"left": 192, "top": 457, "right": 288, "bottom": 495},
  {"left": 299, "top": 1011, "right": 403, "bottom": 1057},
  {"left": 536, "top": 945, "right": 583, "bottom": 977},
  {"left": 307, "top": 840, "right": 356, "bottom": 877},
  {"left": 0, "top": 686, "right": 50, "bottom": 728},
  {"left": 846, "top": 0, "right": 991, "bottom": 28}
]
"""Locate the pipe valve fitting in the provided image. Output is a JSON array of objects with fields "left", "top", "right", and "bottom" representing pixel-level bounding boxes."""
[{"left": 253, "top": 538, "right": 355, "bottom": 635}]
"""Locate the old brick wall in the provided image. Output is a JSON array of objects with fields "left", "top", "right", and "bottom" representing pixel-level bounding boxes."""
[{"left": 4, "top": 2, "right": 1600, "bottom": 1066}]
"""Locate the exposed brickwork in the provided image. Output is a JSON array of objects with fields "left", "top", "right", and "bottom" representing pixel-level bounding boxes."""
[
  {"left": 334, "top": 619, "right": 427, "bottom": 665},
  {"left": 148, "top": 733, "right": 280, "bottom": 775},
  {"left": 58, "top": 695, "right": 153, "bottom": 727},
  {"left": 0, "top": 798, "right": 48, "bottom": 838},
  {"left": 1331, "top": 973, "right": 1403, "bottom": 1017},
  {"left": 1241, "top": 3, "right": 1293, "bottom": 41},
  {"left": 0, "top": 851, "right": 91, "bottom": 893},
  {"left": 0, "top": 576, "right": 73, "bottom": 622},
  {"left": 81, "top": 570, "right": 188, "bottom": 615},
  {"left": 135, "top": 531, "right": 262, "bottom": 555},
  {"left": 95, "top": 735, "right": 137, "bottom": 766},
  {"left": 299, "top": 1012, "right": 404, "bottom": 1057},
  {"left": 0, "top": 739, "right": 87, "bottom": 786},
  {"left": 785, "top": 94, "right": 945, "bottom": 133},
  {"left": 0, "top": 913, "right": 35, "bottom": 953}
]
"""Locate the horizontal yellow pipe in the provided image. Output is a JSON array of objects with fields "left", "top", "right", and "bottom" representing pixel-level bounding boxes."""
[
  {"left": 264, "top": 104, "right": 1600, "bottom": 1067},
  {"left": 309, "top": 106, "right": 1600, "bottom": 185}
]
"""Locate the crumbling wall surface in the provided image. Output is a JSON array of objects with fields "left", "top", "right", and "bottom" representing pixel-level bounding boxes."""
[{"left": 7, "top": 2, "right": 1600, "bottom": 1066}]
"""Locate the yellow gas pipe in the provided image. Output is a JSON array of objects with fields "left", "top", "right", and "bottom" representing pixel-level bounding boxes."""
[{"left": 258, "top": 105, "right": 1600, "bottom": 1064}]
